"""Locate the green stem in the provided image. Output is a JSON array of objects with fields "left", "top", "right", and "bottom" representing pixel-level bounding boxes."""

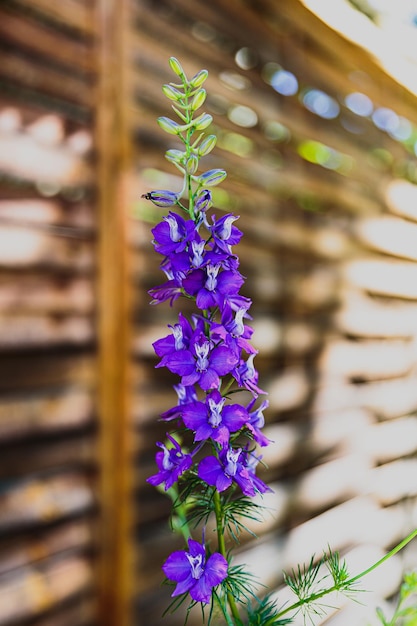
[
  {"left": 348, "top": 527, "right": 417, "bottom": 585},
  {"left": 213, "top": 490, "right": 244, "bottom": 626},
  {"left": 266, "top": 528, "right": 417, "bottom": 626}
]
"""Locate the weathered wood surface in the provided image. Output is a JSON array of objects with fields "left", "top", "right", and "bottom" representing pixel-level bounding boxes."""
[{"left": 2, "top": 0, "right": 417, "bottom": 624}]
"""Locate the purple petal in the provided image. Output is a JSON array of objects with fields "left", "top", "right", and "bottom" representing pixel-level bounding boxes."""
[
  {"left": 205, "top": 553, "right": 228, "bottom": 586},
  {"left": 210, "top": 346, "right": 238, "bottom": 376},
  {"left": 222, "top": 405, "right": 248, "bottom": 432},
  {"left": 182, "top": 270, "right": 205, "bottom": 296},
  {"left": 160, "top": 350, "right": 195, "bottom": 375},
  {"left": 182, "top": 402, "right": 207, "bottom": 430},
  {"left": 162, "top": 551, "right": 192, "bottom": 582},
  {"left": 198, "top": 456, "right": 231, "bottom": 492},
  {"left": 199, "top": 368, "right": 220, "bottom": 390}
]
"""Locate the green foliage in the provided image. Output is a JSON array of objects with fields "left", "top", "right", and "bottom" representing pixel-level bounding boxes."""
[
  {"left": 245, "top": 595, "right": 293, "bottom": 625},
  {"left": 375, "top": 571, "right": 417, "bottom": 626}
]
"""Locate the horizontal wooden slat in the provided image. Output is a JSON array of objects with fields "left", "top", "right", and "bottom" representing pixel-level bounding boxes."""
[
  {"left": 9, "top": 0, "right": 95, "bottom": 37},
  {"left": 0, "top": 385, "right": 94, "bottom": 441},
  {"left": 0, "top": 7, "right": 95, "bottom": 73},
  {"left": 0, "top": 554, "right": 94, "bottom": 625},
  {"left": 0, "top": 518, "right": 95, "bottom": 575},
  {"left": 0, "top": 274, "right": 94, "bottom": 314},
  {"left": 0, "top": 471, "right": 95, "bottom": 532},
  {"left": 0, "top": 48, "right": 93, "bottom": 108},
  {"left": 0, "top": 354, "right": 95, "bottom": 392},
  {"left": 0, "top": 314, "right": 94, "bottom": 349}
]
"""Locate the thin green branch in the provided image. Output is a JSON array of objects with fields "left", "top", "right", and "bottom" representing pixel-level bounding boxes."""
[{"left": 266, "top": 528, "right": 417, "bottom": 626}]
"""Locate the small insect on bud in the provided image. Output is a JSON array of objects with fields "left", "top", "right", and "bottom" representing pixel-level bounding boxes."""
[
  {"left": 198, "top": 134, "right": 217, "bottom": 157},
  {"left": 190, "top": 69, "right": 208, "bottom": 89},
  {"left": 197, "top": 169, "right": 227, "bottom": 187},
  {"left": 169, "top": 57, "right": 185, "bottom": 78},
  {"left": 141, "top": 190, "right": 180, "bottom": 207},
  {"left": 158, "top": 117, "right": 182, "bottom": 135},
  {"left": 193, "top": 113, "right": 213, "bottom": 131},
  {"left": 191, "top": 89, "right": 207, "bottom": 112},
  {"left": 162, "top": 84, "right": 184, "bottom": 102}
]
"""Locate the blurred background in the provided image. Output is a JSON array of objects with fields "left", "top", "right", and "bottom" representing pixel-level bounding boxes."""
[{"left": 1, "top": 0, "right": 417, "bottom": 625}]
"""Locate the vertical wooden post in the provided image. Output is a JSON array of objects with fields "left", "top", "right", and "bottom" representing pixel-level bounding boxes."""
[{"left": 95, "top": 1, "right": 133, "bottom": 625}]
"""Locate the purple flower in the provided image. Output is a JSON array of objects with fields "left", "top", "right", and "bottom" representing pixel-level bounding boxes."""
[
  {"left": 148, "top": 279, "right": 183, "bottom": 306},
  {"left": 162, "top": 538, "right": 228, "bottom": 604},
  {"left": 160, "top": 384, "right": 198, "bottom": 421},
  {"left": 209, "top": 213, "right": 242, "bottom": 254},
  {"left": 181, "top": 390, "right": 248, "bottom": 445},
  {"left": 243, "top": 449, "right": 272, "bottom": 494},
  {"left": 198, "top": 446, "right": 256, "bottom": 496},
  {"left": 152, "top": 212, "right": 198, "bottom": 255},
  {"left": 152, "top": 313, "right": 195, "bottom": 357},
  {"left": 156, "top": 332, "right": 238, "bottom": 391},
  {"left": 234, "top": 353, "right": 265, "bottom": 397},
  {"left": 214, "top": 305, "right": 256, "bottom": 357},
  {"left": 246, "top": 398, "right": 271, "bottom": 447},
  {"left": 182, "top": 265, "right": 244, "bottom": 311},
  {"left": 147, "top": 434, "right": 192, "bottom": 490}
]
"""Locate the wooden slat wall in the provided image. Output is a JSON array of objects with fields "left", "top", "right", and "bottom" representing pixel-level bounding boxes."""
[
  {"left": 2, "top": 1, "right": 417, "bottom": 626},
  {"left": 0, "top": 1, "right": 99, "bottom": 625},
  {"left": 131, "top": 1, "right": 417, "bottom": 624}
]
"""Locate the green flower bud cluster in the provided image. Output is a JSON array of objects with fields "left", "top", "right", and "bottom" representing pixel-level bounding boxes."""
[{"left": 157, "top": 56, "right": 226, "bottom": 219}]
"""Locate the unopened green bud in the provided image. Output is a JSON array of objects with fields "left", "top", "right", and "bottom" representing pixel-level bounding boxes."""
[
  {"left": 190, "top": 69, "right": 208, "bottom": 88},
  {"left": 165, "top": 149, "right": 185, "bottom": 164},
  {"left": 198, "top": 134, "right": 217, "bottom": 157},
  {"left": 193, "top": 113, "right": 213, "bottom": 131},
  {"left": 197, "top": 168, "right": 227, "bottom": 187},
  {"left": 169, "top": 57, "right": 185, "bottom": 78},
  {"left": 185, "top": 154, "right": 199, "bottom": 174},
  {"left": 191, "top": 89, "right": 206, "bottom": 111},
  {"left": 158, "top": 116, "right": 181, "bottom": 135},
  {"left": 162, "top": 84, "right": 184, "bottom": 102}
]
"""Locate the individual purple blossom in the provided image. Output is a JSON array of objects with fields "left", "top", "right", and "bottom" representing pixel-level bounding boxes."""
[
  {"left": 233, "top": 353, "right": 266, "bottom": 397},
  {"left": 181, "top": 389, "right": 248, "bottom": 445},
  {"left": 147, "top": 434, "right": 192, "bottom": 491},
  {"left": 214, "top": 305, "right": 256, "bottom": 357},
  {"left": 246, "top": 398, "right": 271, "bottom": 447},
  {"left": 162, "top": 538, "right": 228, "bottom": 604},
  {"left": 152, "top": 313, "right": 195, "bottom": 357},
  {"left": 243, "top": 449, "right": 272, "bottom": 494},
  {"left": 209, "top": 213, "right": 242, "bottom": 254},
  {"left": 152, "top": 212, "right": 198, "bottom": 255},
  {"left": 148, "top": 262, "right": 184, "bottom": 306},
  {"left": 148, "top": 279, "right": 183, "bottom": 306},
  {"left": 182, "top": 264, "right": 244, "bottom": 311},
  {"left": 160, "top": 384, "right": 198, "bottom": 421},
  {"left": 198, "top": 446, "right": 258, "bottom": 496},
  {"left": 156, "top": 332, "right": 238, "bottom": 391}
]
